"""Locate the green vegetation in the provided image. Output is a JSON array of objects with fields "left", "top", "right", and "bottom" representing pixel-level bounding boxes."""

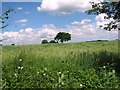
[
  {"left": 54, "top": 32, "right": 71, "bottom": 43},
  {"left": 41, "top": 39, "right": 48, "bottom": 44},
  {"left": 49, "top": 40, "right": 57, "bottom": 43},
  {"left": 86, "top": 1, "right": 120, "bottom": 31},
  {"left": 0, "top": 9, "right": 14, "bottom": 29},
  {"left": 2, "top": 40, "right": 120, "bottom": 88}
]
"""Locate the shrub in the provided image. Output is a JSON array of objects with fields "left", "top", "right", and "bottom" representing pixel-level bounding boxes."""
[
  {"left": 49, "top": 40, "right": 56, "bottom": 43},
  {"left": 11, "top": 44, "right": 15, "bottom": 46},
  {"left": 41, "top": 39, "right": 48, "bottom": 44}
]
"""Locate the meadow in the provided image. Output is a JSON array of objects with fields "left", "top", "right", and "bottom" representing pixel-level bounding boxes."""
[{"left": 2, "top": 40, "right": 120, "bottom": 88}]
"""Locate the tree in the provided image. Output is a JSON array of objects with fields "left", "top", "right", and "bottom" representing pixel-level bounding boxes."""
[
  {"left": 11, "top": 44, "right": 15, "bottom": 46},
  {"left": 49, "top": 40, "right": 56, "bottom": 43},
  {"left": 85, "top": 1, "right": 120, "bottom": 31},
  {"left": 0, "top": 9, "right": 14, "bottom": 29},
  {"left": 41, "top": 39, "right": 48, "bottom": 44},
  {"left": 54, "top": 32, "right": 71, "bottom": 43}
]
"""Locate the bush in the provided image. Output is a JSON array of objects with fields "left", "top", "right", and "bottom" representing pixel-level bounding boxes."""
[
  {"left": 11, "top": 44, "right": 15, "bottom": 46},
  {"left": 41, "top": 39, "right": 48, "bottom": 44},
  {"left": 49, "top": 40, "right": 56, "bottom": 43}
]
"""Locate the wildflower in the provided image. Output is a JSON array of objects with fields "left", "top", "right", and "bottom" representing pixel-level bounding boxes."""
[
  {"left": 21, "top": 67, "right": 23, "bottom": 69},
  {"left": 43, "top": 73, "right": 46, "bottom": 76},
  {"left": 19, "top": 59, "right": 22, "bottom": 62},
  {"left": 59, "top": 72, "right": 61, "bottom": 74},
  {"left": 44, "top": 68, "right": 47, "bottom": 71},
  {"left": 37, "top": 72, "right": 40, "bottom": 74},
  {"left": 62, "top": 82, "right": 64, "bottom": 85},
  {"left": 103, "top": 66, "right": 106, "bottom": 69},
  {"left": 67, "top": 71, "right": 69, "bottom": 73},
  {"left": 53, "top": 79, "right": 54, "bottom": 81},
  {"left": 14, "top": 74, "right": 17, "bottom": 77},
  {"left": 18, "top": 66, "right": 20, "bottom": 69},
  {"left": 80, "top": 84, "right": 83, "bottom": 87}
]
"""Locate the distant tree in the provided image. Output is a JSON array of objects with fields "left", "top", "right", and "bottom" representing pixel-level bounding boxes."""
[
  {"left": 54, "top": 32, "right": 71, "bottom": 43},
  {"left": 85, "top": 1, "right": 120, "bottom": 31},
  {"left": 49, "top": 40, "right": 56, "bottom": 43},
  {"left": 41, "top": 39, "right": 48, "bottom": 44},
  {"left": 0, "top": 9, "right": 14, "bottom": 29},
  {"left": 11, "top": 44, "right": 15, "bottom": 46}
]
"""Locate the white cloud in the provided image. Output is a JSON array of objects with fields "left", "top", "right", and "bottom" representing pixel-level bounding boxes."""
[
  {"left": 37, "top": 0, "right": 103, "bottom": 14},
  {"left": 17, "top": 7, "right": 22, "bottom": 10},
  {"left": 25, "top": 12, "right": 30, "bottom": 14},
  {"left": 95, "top": 13, "right": 107, "bottom": 21},
  {"left": 21, "top": 24, "right": 26, "bottom": 26},
  {"left": 25, "top": 28, "right": 33, "bottom": 32},
  {"left": 95, "top": 13, "right": 114, "bottom": 29},
  {"left": 1, "top": 21, "right": 118, "bottom": 45},
  {"left": 71, "top": 19, "right": 91, "bottom": 25},
  {"left": 15, "top": 19, "right": 28, "bottom": 23}
]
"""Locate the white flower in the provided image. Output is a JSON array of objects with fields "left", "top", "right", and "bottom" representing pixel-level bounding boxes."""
[
  {"left": 43, "top": 73, "right": 46, "bottom": 76},
  {"left": 80, "top": 84, "right": 83, "bottom": 87},
  {"left": 67, "top": 71, "right": 69, "bottom": 73},
  {"left": 14, "top": 74, "right": 17, "bottom": 77},
  {"left": 103, "top": 66, "right": 106, "bottom": 69},
  {"left": 44, "top": 68, "right": 47, "bottom": 71},
  {"left": 53, "top": 79, "right": 54, "bottom": 81},
  {"left": 37, "top": 72, "right": 40, "bottom": 74},
  {"left": 59, "top": 72, "right": 61, "bottom": 74},
  {"left": 62, "top": 82, "right": 64, "bottom": 84},
  {"left": 21, "top": 67, "right": 23, "bottom": 69},
  {"left": 18, "top": 66, "right": 20, "bottom": 69},
  {"left": 19, "top": 59, "right": 22, "bottom": 62}
]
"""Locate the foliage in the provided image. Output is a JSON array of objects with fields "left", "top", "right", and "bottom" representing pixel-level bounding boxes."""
[
  {"left": 2, "top": 40, "right": 120, "bottom": 88},
  {"left": 41, "top": 39, "right": 48, "bottom": 44},
  {"left": 0, "top": 9, "right": 14, "bottom": 29},
  {"left": 86, "top": 1, "right": 120, "bottom": 31},
  {"left": 54, "top": 32, "right": 71, "bottom": 43},
  {"left": 49, "top": 40, "right": 56, "bottom": 43},
  {"left": 11, "top": 44, "right": 15, "bottom": 46}
]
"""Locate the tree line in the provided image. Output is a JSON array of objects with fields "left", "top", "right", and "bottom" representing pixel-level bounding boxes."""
[{"left": 42, "top": 32, "right": 71, "bottom": 44}]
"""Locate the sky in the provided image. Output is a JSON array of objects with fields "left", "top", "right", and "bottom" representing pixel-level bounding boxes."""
[{"left": 0, "top": 0, "right": 118, "bottom": 45}]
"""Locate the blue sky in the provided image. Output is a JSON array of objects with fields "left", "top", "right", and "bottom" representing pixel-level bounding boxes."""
[
  {"left": 2, "top": 2, "right": 96, "bottom": 31},
  {"left": 0, "top": 0, "right": 118, "bottom": 45}
]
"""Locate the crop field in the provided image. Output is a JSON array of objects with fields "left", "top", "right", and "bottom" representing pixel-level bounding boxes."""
[{"left": 2, "top": 40, "right": 120, "bottom": 88}]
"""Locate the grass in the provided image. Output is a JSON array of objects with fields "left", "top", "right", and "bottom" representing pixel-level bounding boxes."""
[{"left": 2, "top": 40, "right": 120, "bottom": 88}]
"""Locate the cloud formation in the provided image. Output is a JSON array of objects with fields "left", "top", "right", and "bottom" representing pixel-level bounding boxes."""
[
  {"left": 1, "top": 22, "right": 118, "bottom": 45},
  {"left": 37, "top": 0, "right": 103, "bottom": 14},
  {"left": 71, "top": 19, "right": 91, "bottom": 25},
  {"left": 21, "top": 24, "right": 26, "bottom": 26},
  {"left": 95, "top": 13, "right": 114, "bottom": 29},
  {"left": 25, "top": 12, "right": 30, "bottom": 14},
  {"left": 15, "top": 19, "right": 28, "bottom": 23},
  {"left": 17, "top": 7, "right": 22, "bottom": 10}
]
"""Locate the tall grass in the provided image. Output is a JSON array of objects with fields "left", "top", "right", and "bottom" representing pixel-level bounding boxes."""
[{"left": 2, "top": 40, "right": 120, "bottom": 88}]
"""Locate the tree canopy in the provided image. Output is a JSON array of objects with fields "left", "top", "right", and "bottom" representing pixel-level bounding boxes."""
[
  {"left": 41, "top": 39, "right": 48, "bottom": 44},
  {"left": 85, "top": 1, "right": 120, "bottom": 31},
  {"left": 54, "top": 32, "right": 71, "bottom": 43},
  {"left": 49, "top": 40, "right": 57, "bottom": 43}
]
